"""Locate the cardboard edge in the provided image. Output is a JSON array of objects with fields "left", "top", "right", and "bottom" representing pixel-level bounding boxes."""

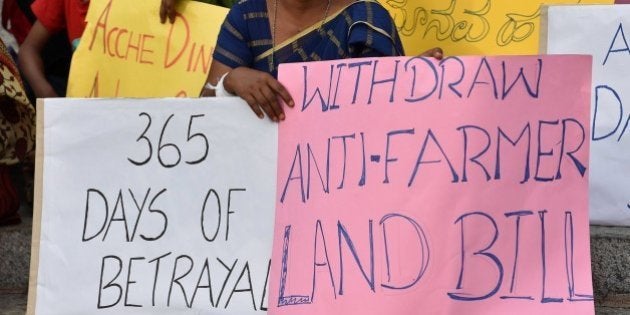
[
  {"left": 26, "top": 99, "right": 45, "bottom": 315},
  {"left": 539, "top": 5, "right": 550, "bottom": 54}
]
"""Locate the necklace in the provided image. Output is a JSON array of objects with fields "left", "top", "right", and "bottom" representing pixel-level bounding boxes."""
[{"left": 271, "top": 0, "right": 332, "bottom": 71}]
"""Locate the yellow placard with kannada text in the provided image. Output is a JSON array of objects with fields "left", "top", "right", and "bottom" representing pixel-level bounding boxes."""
[
  {"left": 67, "top": 0, "right": 227, "bottom": 97},
  {"left": 383, "top": 0, "right": 612, "bottom": 56}
]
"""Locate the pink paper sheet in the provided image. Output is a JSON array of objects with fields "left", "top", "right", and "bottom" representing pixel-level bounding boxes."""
[{"left": 271, "top": 55, "right": 593, "bottom": 315}]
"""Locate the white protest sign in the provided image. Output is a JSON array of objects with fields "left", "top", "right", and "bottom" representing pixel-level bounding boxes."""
[
  {"left": 543, "top": 5, "right": 630, "bottom": 225},
  {"left": 28, "top": 98, "right": 276, "bottom": 314}
]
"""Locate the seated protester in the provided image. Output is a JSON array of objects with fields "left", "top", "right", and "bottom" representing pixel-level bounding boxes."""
[
  {"left": 0, "top": 38, "right": 35, "bottom": 226},
  {"left": 203, "top": 0, "right": 439, "bottom": 122},
  {"left": 18, "top": 0, "right": 88, "bottom": 98}
]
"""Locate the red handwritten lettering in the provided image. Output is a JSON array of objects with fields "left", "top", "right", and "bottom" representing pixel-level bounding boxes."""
[
  {"left": 164, "top": 13, "right": 190, "bottom": 69},
  {"left": 88, "top": 0, "right": 113, "bottom": 52}
]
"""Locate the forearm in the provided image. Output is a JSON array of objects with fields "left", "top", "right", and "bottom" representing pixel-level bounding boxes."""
[
  {"left": 19, "top": 21, "right": 58, "bottom": 98},
  {"left": 201, "top": 59, "right": 233, "bottom": 97},
  {"left": 18, "top": 45, "right": 57, "bottom": 98}
]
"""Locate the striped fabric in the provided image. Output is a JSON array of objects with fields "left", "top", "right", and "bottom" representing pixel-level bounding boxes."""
[{"left": 213, "top": 0, "right": 404, "bottom": 77}]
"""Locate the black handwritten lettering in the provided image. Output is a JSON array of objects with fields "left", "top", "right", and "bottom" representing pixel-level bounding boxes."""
[
  {"left": 128, "top": 113, "right": 210, "bottom": 167},
  {"left": 149, "top": 252, "right": 172, "bottom": 306},
  {"left": 96, "top": 252, "right": 268, "bottom": 310},
  {"left": 224, "top": 262, "right": 257, "bottom": 310},
  {"left": 388, "top": 0, "right": 490, "bottom": 43},
  {"left": 167, "top": 255, "right": 194, "bottom": 307},
  {"left": 98, "top": 255, "right": 123, "bottom": 309},
  {"left": 496, "top": 8, "right": 539, "bottom": 47},
  {"left": 190, "top": 259, "right": 216, "bottom": 307},
  {"left": 124, "top": 257, "right": 144, "bottom": 307},
  {"left": 199, "top": 187, "right": 246, "bottom": 241},
  {"left": 83, "top": 189, "right": 108, "bottom": 242},
  {"left": 83, "top": 188, "right": 168, "bottom": 242}
]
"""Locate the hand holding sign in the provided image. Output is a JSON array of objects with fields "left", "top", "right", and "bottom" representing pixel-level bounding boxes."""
[
  {"left": 223, "top": 67, "right": 295, "bottom": 122},
  {"left": 160, "top": 0, "right": 178, "bottom": 23}
]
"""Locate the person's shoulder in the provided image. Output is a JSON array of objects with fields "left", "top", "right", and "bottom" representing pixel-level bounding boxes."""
[
  {"left": 344, "top": 0, "right": 394, "bottom": 25},
  {"left": 225, "top": 0, "right": 268, "bottom": 24}
]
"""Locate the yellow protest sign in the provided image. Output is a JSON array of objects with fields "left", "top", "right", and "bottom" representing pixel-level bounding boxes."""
[
  {"left": 383, "top": 0, "right": 612, "bottom": 56},
  {"left": 67, "top": 0, "right": 227, "bottom": 97}
]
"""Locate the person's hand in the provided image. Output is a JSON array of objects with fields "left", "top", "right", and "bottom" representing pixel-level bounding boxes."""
[
  {"left": 160, "top": 0, "right": 177, "bottom": 24},
  {"left": 420, "top": 47, "right": 444, "bottom": 60},
  {"left": 223, "top": 67, "right": 295, "bottom": 122}
]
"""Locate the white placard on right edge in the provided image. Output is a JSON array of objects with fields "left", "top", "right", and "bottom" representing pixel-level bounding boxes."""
[{"left": 543, "top": 4, "right": 630, "bottom": 225}]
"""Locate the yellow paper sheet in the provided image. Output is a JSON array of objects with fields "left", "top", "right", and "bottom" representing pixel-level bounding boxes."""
[
  {"left": 67, "top": 0, "right": 227, "bottom": 97},
  {"left": 383, "top": 0, "right": 612, "bottom": 56}
]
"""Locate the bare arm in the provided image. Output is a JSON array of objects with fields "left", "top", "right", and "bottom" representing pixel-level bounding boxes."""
[
  {"left": 19, "top": 21, "right": 57, "bottom": 98},
  {"left": 200, "top": 59, "right": 232, "bottom": 97}
]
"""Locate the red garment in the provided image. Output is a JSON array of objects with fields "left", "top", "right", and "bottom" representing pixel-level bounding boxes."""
[
  {"left": 30, "top": 0, "right": 88, "bottom": 44},
  {"left": 2, "top": 0, "right": 33, "bottom": 44}
]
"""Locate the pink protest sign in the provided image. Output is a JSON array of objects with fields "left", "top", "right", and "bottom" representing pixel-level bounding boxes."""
[{"left": 270, "top": 55, "right": 593, "bottom": 315}]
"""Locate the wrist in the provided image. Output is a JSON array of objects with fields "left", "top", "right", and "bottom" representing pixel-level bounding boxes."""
[
  {"left": 34, "top": 82, "right": 57, "bottom": 98},
  {"left": 223, "top": 70, "right": 235, "bottom": 95},
  {"left": 203, "top": 72, "right": 235, "bottom": 97}
]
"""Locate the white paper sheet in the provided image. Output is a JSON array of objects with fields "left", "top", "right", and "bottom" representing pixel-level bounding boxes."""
[
  {"left": 543, "top": 5, "right": 630, "bottom": 225},
  {"left": 36, "top": 98, "right": 277, "bottom": 314}
]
